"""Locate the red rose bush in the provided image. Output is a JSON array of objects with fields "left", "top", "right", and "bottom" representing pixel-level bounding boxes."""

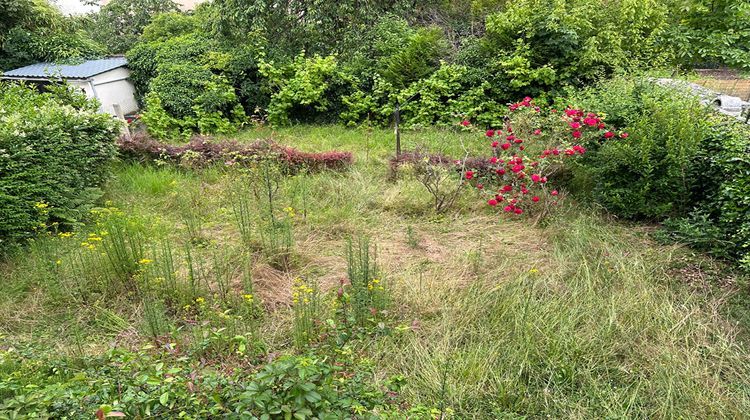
[{"left": 460, "top": 97, "right": 627, "bottom": 217}]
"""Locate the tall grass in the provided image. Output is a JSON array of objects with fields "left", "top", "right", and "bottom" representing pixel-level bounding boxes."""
[{"left": 373, "top": 213, "right": 750, "bottom": 417}]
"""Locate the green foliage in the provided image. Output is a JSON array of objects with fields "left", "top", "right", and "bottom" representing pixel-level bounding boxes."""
[
  {"left": 0, "top": 345, "right": 402, "bottom": 418},
  {"left": 128, "top": 26, "right": 247, "bottom": 138},
  {"left": 398, "top": 63, "right": 467, "bottom": 127},
  {"left": 377, "top": 26, "right": 448, "bottom": 90},
  {"left": 262, "top": 53, "right": 345, "bottom": 126},
  {"left": 0, "top": 0, "right": 104, "bottom": 70},
  {"left": 570, "top": 77, "right": 750, "bottom": 267},
  {"left": 86, "top": 0, "right": 179, "bottom": 54},
  {"left": 570, "top": 78, "right": 709, "bottom": 219},
  {"left": 687, "top": 116, "right": 750, "bottom": 265},
  {"left": 666, "top": 0, "right": 750, "bottom": 69},
  {"left": 456, "top": 0, "right": 672, "bottom": 105},
  {"left": 140, "top": 11, "right": 198, "bottom": 42},
  {"left": 0, "top": 83, "right": 118, "bottom": 252},
  {"left": 235, "top": 354, "right": 392, "bottom": 417}
]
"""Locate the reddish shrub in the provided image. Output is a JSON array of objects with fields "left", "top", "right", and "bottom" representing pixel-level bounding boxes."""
[{"left": 117, "top": 133, "right": 353, "bottom": 172}]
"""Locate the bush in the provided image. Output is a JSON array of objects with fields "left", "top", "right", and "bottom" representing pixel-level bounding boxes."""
[
  {"left": 569, "top": 77, "right": 750, "bottom": 267},
  {"left": 688, "top": 116, "right": 750, "bottom": 265},
  {"left": 457, "top": 0, "right": 672, "bottom": 106},
  {"left": 117, "top": 134, "right": 353, "bottom": 172},
  {"left": 128, "top": 30, "right": 247, "bottom": 138},
  {"left": 569, "top": 78, "right": 709, "bottom": 219},
  {"left": 0, "top": 83, "right": 119, "bottom": 252},
  {"left": 261, "top": 53, "right": 346, "bottom": 126}
]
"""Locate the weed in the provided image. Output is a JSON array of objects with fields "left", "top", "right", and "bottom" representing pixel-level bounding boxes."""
[
  {"left": 292, "top": 277, "right": 320, "bottom": 349},
  {"left": 406, "top": 225, "right": 419, "bottom": 248}
]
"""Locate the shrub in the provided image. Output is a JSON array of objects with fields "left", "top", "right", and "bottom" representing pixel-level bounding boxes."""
[
  {"left": 0, "top": 83, "right": 119, "bottom": 252},
  {"left": 117, "top": 134, "right": 353, "bottom": 172},
  {"left": 569, "top": 78, "right": 709, "bottom": 219},
  {"left": 464, "top": 97, "right": 623, "bottom": 217},
  {"left": 457, "top": 0, "right": 673, "bottom": 106},
  {"left": 687, "top": 116, "right": 750, "bottom": 265},
  {"left": 128, "top": 29, "right": 247, "bottom": 138},
  {"left": 570, "top": 77, "right": 750, "bottom": 267},
  {"left": 261, "top": 53, "right": 345, "bottom": 126}
]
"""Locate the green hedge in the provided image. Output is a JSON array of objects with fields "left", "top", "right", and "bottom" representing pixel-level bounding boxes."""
[
  {"left": 0, "top": 83, "right": 119, "bottom": 252},
  {"left": 569, "top": 77, "right": 750, "bottom": 267}
]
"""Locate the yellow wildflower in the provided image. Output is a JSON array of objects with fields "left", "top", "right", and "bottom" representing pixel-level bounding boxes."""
[
  {"left": 529, "top": 268, "right": 539, "bottom": 274},
  {"left": 242, "top": 294, "right": 254, "bottom": 303},
  {"left": 138, "top": 258, "right": 153, "bottom": 265},
  {"left": 58, "top": 232, "right": 73, "bottom": 238},
  {"left": 34, "top": 202, "right": 48, "bottom": 209}
]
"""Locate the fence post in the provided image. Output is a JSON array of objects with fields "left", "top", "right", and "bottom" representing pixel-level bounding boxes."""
[
  {"left": 394, "top": 100, "right": 401, "bottom": 157},
  {"left": 112, "top": 103, "right": 131, "bottom": 141}
]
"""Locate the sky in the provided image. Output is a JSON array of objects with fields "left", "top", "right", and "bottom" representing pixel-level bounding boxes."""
[{"left": 51, "top": 0, "right": 99, "bottom": 15}]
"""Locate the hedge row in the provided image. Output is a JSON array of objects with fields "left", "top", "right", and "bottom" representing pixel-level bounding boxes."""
[
  {"left": 0, "top": 83, "right": 119, "bottom": 252},
  {"left": 117, "top": 133, "right": 353, "bottom": 172}
]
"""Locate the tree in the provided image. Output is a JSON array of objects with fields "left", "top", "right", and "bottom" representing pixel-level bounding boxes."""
[
  {"left": 86, "top": 0, "right": 179, "bottom": 54},
  {"left": 0, "top": 0, "right": 104, "bottom": 70}
]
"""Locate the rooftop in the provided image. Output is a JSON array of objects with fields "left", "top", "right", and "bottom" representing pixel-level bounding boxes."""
[{"left": 1, "top": 57, "right": 128, "bottom": 80}]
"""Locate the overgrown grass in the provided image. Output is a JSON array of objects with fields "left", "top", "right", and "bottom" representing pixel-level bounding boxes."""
[{"left": 1, "top": 125, "right": 749, "bottom": 417}]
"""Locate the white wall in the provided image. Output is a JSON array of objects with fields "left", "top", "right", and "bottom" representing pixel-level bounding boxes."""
[{"left": 91, "top": 68, "right": 139, "bottom": 116}]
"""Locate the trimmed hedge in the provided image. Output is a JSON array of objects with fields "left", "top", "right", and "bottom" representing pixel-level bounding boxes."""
[
  {"left": 117, "top": 133, "right": 353, "bottom": 172},
  {"left": 0, "top": 83, "right": 119, "bottom": 252}
]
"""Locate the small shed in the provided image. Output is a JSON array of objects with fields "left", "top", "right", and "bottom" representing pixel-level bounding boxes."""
[{"left": 0, "top": 57, "right": 138, "bottom": 116}]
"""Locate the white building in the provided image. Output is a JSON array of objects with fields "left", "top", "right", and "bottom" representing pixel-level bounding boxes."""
[{"left": 0, "top": 57, "right": 139, "bottom": 117}]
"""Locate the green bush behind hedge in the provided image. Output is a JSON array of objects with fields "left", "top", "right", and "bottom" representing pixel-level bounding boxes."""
[{"left": 0, "top": 83, "right": 119, "bottom": 252}]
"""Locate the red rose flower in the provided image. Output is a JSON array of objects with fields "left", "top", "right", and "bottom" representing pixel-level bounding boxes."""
[
  {"left": 514, "top": 208, "right": 523, "bottom": 215},
  {"left": 604, "top": 131, "right": 615, "bottom": 139},
  {"left": 488, "top": 199, "right": 498, "bottom": 206},
  {"left": 533, "top": 129, "right": 542, "bottom": 135},
  {"left": 620, "top": 132, "right": 629, "bottom": 138},
  {"left": 551, "top": 190, "right": 559, "bottom": 196},
  {"left": 465, "top": 171, "right": 474, "bottom": 180},
  {"left": 572, "top": 131, "right": 582, "bottom": 139},
  {"left": 531, "top": 174, "right": 541, "bottom": 183},
  {"left": 491, "top": 141, "right": 499, "bottom": 148},
  {"left": 501, "top": 143, "right": 511, "bottom": 150},
  {"left": 461, "top": 120, "right": 471, "bottom": 127},
  {"left": 486, "top": 130, "right": 495, "bottom": 137},
  {"left": 532, "top": 196, "right": 540, "bottom": 202}
]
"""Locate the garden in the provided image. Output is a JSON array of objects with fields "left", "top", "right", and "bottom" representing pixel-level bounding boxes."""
[{"left": 2, "top": 0, "right": 750, "bottom": 418}]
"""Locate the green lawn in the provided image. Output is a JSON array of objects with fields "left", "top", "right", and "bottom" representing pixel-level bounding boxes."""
[{"left": 1, "top": 126, "right": 749, "bottom": 418}]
